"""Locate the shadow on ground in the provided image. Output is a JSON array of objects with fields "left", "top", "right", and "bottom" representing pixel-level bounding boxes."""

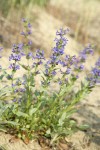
[{"left": 77, "top": 103, "right": 100, "bottom": 146}]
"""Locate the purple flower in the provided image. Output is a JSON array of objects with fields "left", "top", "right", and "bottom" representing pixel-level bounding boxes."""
[
  {"left": 71, "top": 55, "right": 77, "bottom": 63},
  {"left": 12, "top": 83, "right": 16, "bottom": 87},
  {"left": 19, "top": 88, "right": 26, "bottom": 92},
  {"left": 0, "top": 47, "right": 3, "bottom": 51},
  {"left": 26, "top": 52, "right": 33, "bottom": 59},
  {"left": 76, "top": 75, "right": 79, "bottom": 79},
  {"left": 95, "top": 57, "right": 100, "bottom": 67},
  {"left": 79, "top": 64, "right": 84, "bottom": 71},
  {"left": 21, "top": 31, "right": 26, "bottom": 36},
  {"left": 65, "top": 78, "right": 68, "bottom": 82},
  {"left": 12, "top": 43, "right": 24, "bottom": 55},
  {"left": 28, "top": 23, "right": 32, "bottom": 28},
  {"left": 59, "top": 60, "right": 67, "bottom": 67},
  {"left": 79, "top": 45, "right": 93, "bottom": 62},
  {"left": 35, "top": 49, "right": 45, "bottom": 59},
  {"left": 52, "top": 70, "right": 56, "bottom": 76},
  {"left": 86, "top": 57, "right": 100, "bottom": 86},
  {"left": 50, "top": 28, "right": 69, "bottom": 65},
  {"left": 66, "top": 68, "right": 71, "bottom": 74},
  {"left": 74, "top": 64, "right": 84, "bottom": 71},
  {"left": 21, "top": 18, "right": 32, "bottom": 36},
  {"left": 92, "top": 68, "right": 100, "bottom": 76},
  {"left": 58, "top": 80, "right": 62, "bottom": 85},
  {"left": 14, "top": 89, "right": 19, "bottom": 93},
  {"left": 9, "top": 54, "right": 21, "bottom": 61},
  {"left": 9, "top": 63, "right": 20, "bottom": 71},
  {"left": 56, "top": 28, "right": 69, "bottom": 36},
  {"left": 65, "top": 55, "right": 70, "bottom": 61},
  {"left": 79, "top": 53, "right": 87, "bottom": 62},
  {"left": 50, "top": 54, "right": 57, "bottom": 63},
  {"left": 28, "top": 40, "right": 32, "bottom": 45},
  {"left": 45, "top": 69, "right": 49, "bottom": 76},
  {"left": 37, "top": 60, "right": 43, "bottom": 65},
  {"left": 12, "top": 99, "right": 17, "bottom": 102},
  {"left": 27, "top": 30, "right": 32, "bottom": 35},
  {"left": 55, "top": 37, "right": 68, "bottom": 47},
  {"left": 0, "top": 47, "right": 3, "bottom": 58},
  {"left": 22, "top": 18, "right": 27, "bottom": 22}
]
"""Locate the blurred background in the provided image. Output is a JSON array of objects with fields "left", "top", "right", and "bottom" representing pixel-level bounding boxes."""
[
  {"left": 0, "top": 0, "right": 100, "bottom": 149},
  {"left": 0, "top": 0, "right": 100, "bottom": 54}
]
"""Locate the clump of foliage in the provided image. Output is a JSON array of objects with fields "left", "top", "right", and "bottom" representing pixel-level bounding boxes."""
[{"left": 0, "top": 19, "right": 100, "bottom": 145}]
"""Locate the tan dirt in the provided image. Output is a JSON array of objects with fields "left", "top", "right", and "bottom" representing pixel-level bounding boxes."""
[{"left": 0, "top": 2, "right": 100, "bottom": 150}]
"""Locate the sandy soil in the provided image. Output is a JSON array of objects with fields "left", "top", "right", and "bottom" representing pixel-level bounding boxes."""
[{"left": 0, "top": 1, "right": 100, "bottom": 150}]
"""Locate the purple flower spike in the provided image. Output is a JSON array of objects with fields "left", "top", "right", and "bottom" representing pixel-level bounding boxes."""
[{"left": 56, "top": 28, "right": 69, "bottom": 36}]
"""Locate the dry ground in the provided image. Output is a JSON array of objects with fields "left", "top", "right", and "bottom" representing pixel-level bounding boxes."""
[{"left": 0, "top": 0, "right": 100, "bottom": 150}]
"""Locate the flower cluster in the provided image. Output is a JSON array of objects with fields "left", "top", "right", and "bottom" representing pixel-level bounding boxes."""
[
  {"left": 49, "top": 28, "right": 69, "bottom": 65},
  {"left": 79, "top": 44, "right": 93, "bottom": 62},
  {"left": 32, "top": 49, "right": 45, "bottom": 68},
  {"left": 35, "top": 49, "right": 45, "bottom": 60},
  {"left": 21, "top": 18, "right": 32, "bottom": 36},
  {"left": 87, "top": 57, "right": 100, "bottom": 86},
  {"left": 41, "top": 28, "right": 69, "bottom": 86},
  {"left": 26, "top": 52, "right": 33, "bottom": 59},
  {"left": 9, "top": 43, "right": 24, "bottom": 71},
  {"left": 9, "top": 63, "right": 20, "bottom": 71}
]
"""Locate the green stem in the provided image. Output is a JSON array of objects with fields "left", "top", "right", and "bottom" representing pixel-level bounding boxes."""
[{"left": 26, "top": 59, "right": 31, "bottom": 109}]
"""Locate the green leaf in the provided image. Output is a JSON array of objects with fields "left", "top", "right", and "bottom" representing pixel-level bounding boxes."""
[
  {"left": 0, "top": 74, "right": 4, "bottom": 80},
  {"left": 1, "top": 120, "right": 19, "bottom": 126},
  {"left": 46, "top": 128, "right": 51, "bottom": 135},
  {"left": 26, "top": 125, "right": 30, "bottom": 128},
  {"left": 16, "top": 111, "right": 29, "bottom": 118},
  {"left": 18, "top": 133, "right": 22, "bottom": 138},
  {"left": 0, "top": 125, "right": 7, "bottom": 132},
  {"left": 18, "top": 63, "right": 29, "bottom": 70},
  {"left": 78, "top": 124, "right": 89, "bottom": 131},
  {"left": 58, "top": 112, "right": 66, "bottom": 126},
  {"left": 69, "top": 120, "right": 77, "bottom": 127},
  {"left": 29, "top": 108, "right": 37, "bottom": 116}
]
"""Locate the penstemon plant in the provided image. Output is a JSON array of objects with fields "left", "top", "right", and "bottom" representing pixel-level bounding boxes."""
[{"left": 0, "top": 18, "right": 100, "bottom": 145}]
